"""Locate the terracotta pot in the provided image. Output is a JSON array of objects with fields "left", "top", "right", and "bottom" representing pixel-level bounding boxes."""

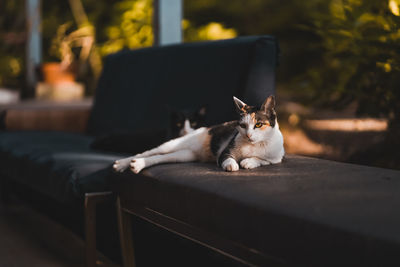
[{"left": 41, "top": 62, "right": 76, "bottom": 84}]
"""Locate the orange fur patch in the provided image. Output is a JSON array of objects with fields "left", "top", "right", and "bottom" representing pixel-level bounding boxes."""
[
  {"left": 260, "top": 120, "right": 270, "bottom": 130},
  {"left": 199, "top": 133, "right": 215, "bottom": 162}
]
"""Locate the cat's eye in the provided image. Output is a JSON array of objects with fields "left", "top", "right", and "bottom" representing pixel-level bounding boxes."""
[
  {"left": 191, "top": 122, "right": 197, "bottom": 127},
  {"left": 176, "top": 123, "right": 182, "bottom": 127},
  {"left": 255, "top": 122, "right": 263, "bottom": 128},
  {"left": 239, "top": 123, "right": 246, "bottom": 129}
]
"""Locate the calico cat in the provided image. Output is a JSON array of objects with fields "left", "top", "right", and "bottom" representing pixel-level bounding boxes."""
[{"left": 113, "top": 95, "right": 284, "bottom": 173}]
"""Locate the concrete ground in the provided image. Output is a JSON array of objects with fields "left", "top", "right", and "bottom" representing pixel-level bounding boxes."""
[{"left": 0, "top": 200, "right": 118, "bottom": 267}]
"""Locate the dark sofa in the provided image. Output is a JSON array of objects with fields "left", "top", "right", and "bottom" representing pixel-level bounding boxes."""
[
  {"left": 3, "top": 35, "right": 399, "bottom": 267},
  {"left": 112, "top": 155, "right": 400, "bottom": 267},
  {"left": 0, "top": 36, "right": 279, "bottom": 265}
]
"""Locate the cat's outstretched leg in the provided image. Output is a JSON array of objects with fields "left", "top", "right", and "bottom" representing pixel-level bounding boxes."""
[
  {"left": 126, "top": 127, "right": 207, "bottom": 159},
  {"left": 134, "top": 129, "right": 205, "bottom": 158},
  {"left": 113, "top": 134, "right": 192, "bottom": 172},
  {"left": 113, "top": 128, "right": 207, "bottom": 172},
  {"left": 113, "top": 156, "right": 135, "bottom": 172},
  {"left": 130, "top": 149, "right": 196, "bottom": 173}
]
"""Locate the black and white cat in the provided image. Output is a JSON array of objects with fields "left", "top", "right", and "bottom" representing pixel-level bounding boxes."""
[
  {"left": 113, "top": 95, "right": 284, "bottom": 173},
  {"left": 169, "top": 107, "right": 207, "bottom": 138},
  {"left": 90, "top": 107, "right": 206, "bottom": 154}
]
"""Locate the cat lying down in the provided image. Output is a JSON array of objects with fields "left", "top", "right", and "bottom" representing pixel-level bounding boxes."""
[{"left": 113, "top": 95, "right": 285, "bottom": 173}]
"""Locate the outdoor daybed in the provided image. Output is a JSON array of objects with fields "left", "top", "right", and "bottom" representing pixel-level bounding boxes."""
[
  {"left": 1, "top": 36, "right": 400, "bottom": 267},
  {"left": 0, "top": 36, "right": 278, "bottom": 266}
]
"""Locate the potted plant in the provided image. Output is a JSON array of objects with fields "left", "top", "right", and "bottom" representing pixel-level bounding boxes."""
[
  {"left": 43, "top": 22, "right": 94, "bottom": 84},
  {"left": 37, "top": 22, "right": 96, "bottom": 100}
]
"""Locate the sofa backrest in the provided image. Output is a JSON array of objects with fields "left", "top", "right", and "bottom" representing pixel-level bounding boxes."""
[{"left": 87, "top": 36, "right": 279, "bottom": 135}]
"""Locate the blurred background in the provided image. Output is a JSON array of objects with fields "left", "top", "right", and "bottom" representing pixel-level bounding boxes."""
[{"left": 1, "top": 0, "right": 399, "bottom": 169}]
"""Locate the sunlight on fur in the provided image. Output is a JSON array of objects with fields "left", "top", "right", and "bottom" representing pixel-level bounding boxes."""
[{"left": 113, "top": 95, "right": 285, "bottom": 173}]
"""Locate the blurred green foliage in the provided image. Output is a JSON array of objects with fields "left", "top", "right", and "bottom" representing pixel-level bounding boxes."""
[
  {"left": 185, "top": 0, "right": 400, "bottom": 127},
  {"left": 0, "top": 0, "right": 25, "bottom": 89},
  {"left": 299, "top": 0, "right": 400, "bottom": 127},
  {"left": 183, "top": 20, "right": 237, "bottom": 41},
  {"left": 0, "top": 0, "right": 399, "bottom": 127},
  {"left": 98, "top": 0, "right": 153, "bottom": 56}
]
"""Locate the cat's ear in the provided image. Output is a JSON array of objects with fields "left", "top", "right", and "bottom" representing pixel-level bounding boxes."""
[
  {"left": 197, "top": 106, "right": 207, "bottom": 117},
  {"left": 261, "top": 95, "right": 275, "bottom": 113},
  {"left": 233, "top": 96, "right": 248, "bottom": 114}
]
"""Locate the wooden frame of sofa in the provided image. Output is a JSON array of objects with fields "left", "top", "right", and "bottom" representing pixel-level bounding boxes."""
[
  {"left": 115, "top": 195, "right": 286, "bottom": 267},
  {"left": 85, "top": 192, "right": 115, "bottom": 267}
]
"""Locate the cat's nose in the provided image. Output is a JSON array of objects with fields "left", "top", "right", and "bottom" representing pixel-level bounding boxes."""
[{"left": 246, "top": 133, "right": 252, "bottom": 139}]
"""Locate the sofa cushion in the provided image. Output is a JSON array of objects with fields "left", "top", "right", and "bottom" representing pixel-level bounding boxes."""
[
  {"left": 88, "top": 36, "right": 279, "bottom": 135},
  {"left": 0, "top": 131, "right": 125, "bottom": 203},
  {"left": 111, "top": 155, "right": 400, "bottom": 266},
  {"left": 90, "top": 129, "right": 167, "bottom": 154}
]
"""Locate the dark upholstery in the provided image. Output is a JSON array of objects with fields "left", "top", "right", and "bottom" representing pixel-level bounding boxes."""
[
  {"left": 112, "top": 155, "right": 400, "bottom": 266},
  {"left": 0, "top": 131, "right": 124, "bottom": 203},
  {"left": 88, "top": 36, "right": 278, "bottom": 135},
  {"left": 0, "top": 36, "right": 280, "bottom": 265},
  {"left": 0, "top": 36, "right": 279, "bottom": 203}
]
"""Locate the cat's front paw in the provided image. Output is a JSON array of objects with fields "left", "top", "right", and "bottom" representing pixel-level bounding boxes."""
[
  {"left": 240, "top": 158, "right": 261, "bottom": 169},
  {"left": 113, "top": 158, "right": 131, "bottom": 172},
  {"left": 221, "top": 158, "right": 239, "bottom": 172},
  {"left": 130, "top": 158, "right": 146, "bottom": 174}
]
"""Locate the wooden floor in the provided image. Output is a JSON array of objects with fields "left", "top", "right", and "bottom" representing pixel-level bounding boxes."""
[{"left": 0, "top": 200, "right": 118, "bottom": 267}]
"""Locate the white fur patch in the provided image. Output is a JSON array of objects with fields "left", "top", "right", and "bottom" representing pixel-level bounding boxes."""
[
  {"left": 130, "top": 149, "right": 197, "bottom": 173},
  {"left": 179, "top": 119, "right": 194, "bottom": 136},
  {"left": 233, "top": 120, "right": 285, "bottom": 166}
]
